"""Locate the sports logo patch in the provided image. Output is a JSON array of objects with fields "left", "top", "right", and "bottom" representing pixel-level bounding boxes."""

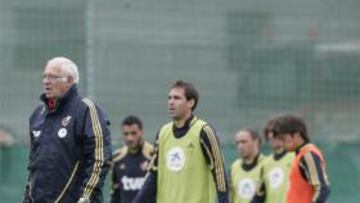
[
  {"left": 187, "top": 142, "right": 194, "bottom": 149},
  {"left": 62, "top": 116, "right": 72, "bottom": 127},
  {"left": 140, "top": 161, "right": 149, "bottom": 171},
  {"left": 119, "top": 163, "right": 126, "bottom": 170},
  {"left": 32, "top": 130, "right": 41, "bottom": 138},
  {"left": 166, "top": 147, "right": 185, "bottom": 171},
  {"left": 268, "top": 167, "right": 285, "bottom": 189},
  {"left": 237, "top": 178, "right": 256, "bottom": 199},
  {"left": 121, "top": 176, "right": 145, "bottom": 191},
  {"left": 58, "top": 128, "right": 67, "bottom": 138}
]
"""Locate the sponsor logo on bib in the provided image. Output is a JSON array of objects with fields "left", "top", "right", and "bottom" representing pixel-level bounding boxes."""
[
  {"left": 268, "top": 167, "right": 284, "bottom": 189},
  {"left": 166, "top": 147, "right": 185, "bottom": 171},
  {"left": 237, "top": 178, "right": 256, "bottom": 199}
]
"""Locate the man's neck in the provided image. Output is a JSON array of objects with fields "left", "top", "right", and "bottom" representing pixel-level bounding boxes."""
[
  {"left": 296, "top": 139, "right": 307, "bottom": 149},
  {"left": 48, "top": 99, "right": 57, "bottom": 111},
  {"left": 243, "top": 152, "right": 258, "bottom": 165},
  {"left": 294, "top": 139, "right": 309, "bottom": 154},
  {"left": 274, "top": 147, "right": 285, "bottom": 154},
  {"left": 273, "top": 148, "right": 287, "bottom": 160},
  {"left": 174, "top": 112, "right": 192, "bottom": 128},
  {"left": 241, "top": 153, "right": 260, "bottom": 171},
  {"left": 128, "top": 141, "right": 144, "bottom": 154}
]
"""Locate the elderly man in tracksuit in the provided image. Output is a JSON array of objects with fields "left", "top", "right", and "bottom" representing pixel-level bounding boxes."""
[{"left": 23, "top": 57, "right": 112, "bottom": 203}]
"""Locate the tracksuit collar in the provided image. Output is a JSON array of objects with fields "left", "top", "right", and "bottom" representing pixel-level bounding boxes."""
[{"left": 40, "top": 85, "right": 78, "bottom": 114}]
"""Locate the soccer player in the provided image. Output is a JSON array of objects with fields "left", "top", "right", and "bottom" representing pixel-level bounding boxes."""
[
  {"left": 110, "top": 115, "right": 153, "bottom": 203},
  {"left": 271, "top": 114, "right": 330, "bottom": 203},
  {"left": 23, "top": 57, "right": 112, "bottom": 203},
  {"left": 251, "top": 118, "right": 295, "bottom": 203},
  {"left": 230, "top": 128, "right": 266, "bottom": 203},
  {"left": 134, "top": 80, "right": 229, "bottom": 203}
]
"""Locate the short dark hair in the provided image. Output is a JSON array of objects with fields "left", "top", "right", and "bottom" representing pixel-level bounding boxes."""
[
  {"left": 122, "top": 115, "right": 143, "bottom": 130},
  {"left": 170, "top": 80, "right": 199, "bottom": 111},
  {"left": 241, "top": 128, "right": 262, "bottom": 146},
  {"left": 272, "top": 114, "right": 310, "bottom": 142},
  {"left": 263, "top": 117, "right": 277, "bottom": 142}
]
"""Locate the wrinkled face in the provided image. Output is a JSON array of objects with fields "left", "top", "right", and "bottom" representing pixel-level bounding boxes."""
[
  {"left": 43, "top": 64, "right": 72, "bottom": 99},
  {"left": 267, "top": 132, "right": 284, "bottom": 151},
  {"left": 235, "top": 131, "right": 259, "bottom": 159},
  {"left": 122, "top": 124, "right": 143, "bottom": 150},
  {"left": 278, "top": 133, "right": 297, "bottom": 151},
  {"left": 167, "top": 87, "right": 193, "bottom": 120}
]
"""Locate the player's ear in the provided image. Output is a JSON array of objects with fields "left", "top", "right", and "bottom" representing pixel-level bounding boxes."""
[
  {"left": 188, "top": 99, "right": 195, "bottom": 109},
  {"left": 66, "top": 76, "right": 75, "bottom": 85}
]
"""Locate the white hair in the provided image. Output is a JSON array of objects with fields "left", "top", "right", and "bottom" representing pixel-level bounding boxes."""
[{"left": 47, "top": 57, "right": 79, "bottom": 83}]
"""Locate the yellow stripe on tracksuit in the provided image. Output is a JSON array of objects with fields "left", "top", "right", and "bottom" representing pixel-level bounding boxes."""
[
  {"left": 147, "top": 138, "right": 159, "bottom": 172},
  {"left": 203, "top": 125, "right": 227, "bottom": 192},
  {"left": 304, "top": 153, "right": 321, "bottom": 202},
  {"left": 54, "top": 161, "right": 80, "bottom": 203},
  {"left": 200, "top": 138, "right": 215, "bottom": 169},
  {"left": 82, "top": 98, "right": 104, "bottom": 199}
]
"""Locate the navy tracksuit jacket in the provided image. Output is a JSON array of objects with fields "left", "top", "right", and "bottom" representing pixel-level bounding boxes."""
[{"left": 23, "top": 85, "right": 112, "bottom": 203}]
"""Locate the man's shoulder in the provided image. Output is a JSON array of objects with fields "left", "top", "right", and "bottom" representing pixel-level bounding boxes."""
[
  {"left": 261, "top": 154, "right": 273, "bottom": 165},
  {"left": 80, "top": 97, "right": 106, "bottom": 110},
  {"left": 258, "top": 154, "right": 267, "bottom": 163},
  {"left": 161, "top": 121, "right": 173, "bottom": 129},
  {"left": 142, "top": 141, "right": 154, "bottom": 160},
  {"left": 113, "top": 146, "right": 128, "bottom": 163},
  {"left": 285, "top": 151, "right": 296, "bottom": 161},
  {"left": 79, "top": 97, "right": 108, "bottom": 119},
  {"left": 33, "top": 103, "right": 45, "bottom": 113},
  {"left": 158, "top": 122, "right": 173, "bottom": 136},
  {"left": 299, "top": 143, "right": 324, "bottom": 161},
  {"left": 79, "top": 97, "right": 96, "bottom": 109},
  {"left": 190, "top": 116, "right": 209, "bottom": 130},
  {"left": 258, "top": 154, "right": 272, "bottom": 169},
  {"left": 231, "top": 159, "right": 242, "bottom": 169},
  {"left": 30, "top": 104, "right": 45, "bottom": 120}
]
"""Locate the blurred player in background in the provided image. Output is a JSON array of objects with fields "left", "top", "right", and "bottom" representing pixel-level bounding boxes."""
[
  {"left": 110, "top": 115, "right": 153, "bottom": 203},
  {"left": 271, "top": 114, "right": 330, "bottom": 203},
  {"left": 230, "top": 128, "right": 265, "bottom": 203},
  {"left": 134, "top": 80, "right": 229, "bottom": 203},
  {"left": 23, "top": 57, "right": 112, "bottom": 203},
  {"left": 251, "top": 118, "right": 295, "bottom": 203}
]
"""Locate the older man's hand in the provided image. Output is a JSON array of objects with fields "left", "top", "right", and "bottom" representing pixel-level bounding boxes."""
[{"left": 77, "top": 197, "right": 90, "bottom": 203}]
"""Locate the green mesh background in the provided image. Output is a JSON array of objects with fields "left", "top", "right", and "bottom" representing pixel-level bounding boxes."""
[{"left": 1, "top": 0, "right": 360, "bottom": 202}]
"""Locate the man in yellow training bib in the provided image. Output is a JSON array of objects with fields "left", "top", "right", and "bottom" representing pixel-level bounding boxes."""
[
  {"left": 230, "top": 128, "right": 266, "bottom": 203},
  {"left": 251, "top": 118, "right": 294, "bottom": 203},
  {"left": 134, "top": 80, "right": 229, "bottom": 203}
]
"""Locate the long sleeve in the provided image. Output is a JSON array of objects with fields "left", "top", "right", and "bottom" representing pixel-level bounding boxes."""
[
  {"left": 23, "top": 164, "right": 32, "bottom": 203},
  {"left": 23, "top": 132, "right": 32, "bottom": 203},
  {"left": 251, "top": 180, "right": 266, "bottom": 203},
  {"left": 229, "top": 168, "right": 235, "bottom": 203},
  {"left": 133, "top": 134, "right": 159, "bottom": 203},
  {"left": 251, "top": 166, "right": 266, "bottom": 203},
  {"left": 109, "top": 163, "right": 121, "bottom": 203},
  {"left": 80, "top": 99, "right": 112, "bottom": 201},
  {"left": 200, "top": 125, "right": 229, "bottom": 203},
  {"left": 23, "top": 108, "right": 41, "bottom": 203},
  {"left": 299, "top": 152, "right": 330, "bottom": 203}
]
